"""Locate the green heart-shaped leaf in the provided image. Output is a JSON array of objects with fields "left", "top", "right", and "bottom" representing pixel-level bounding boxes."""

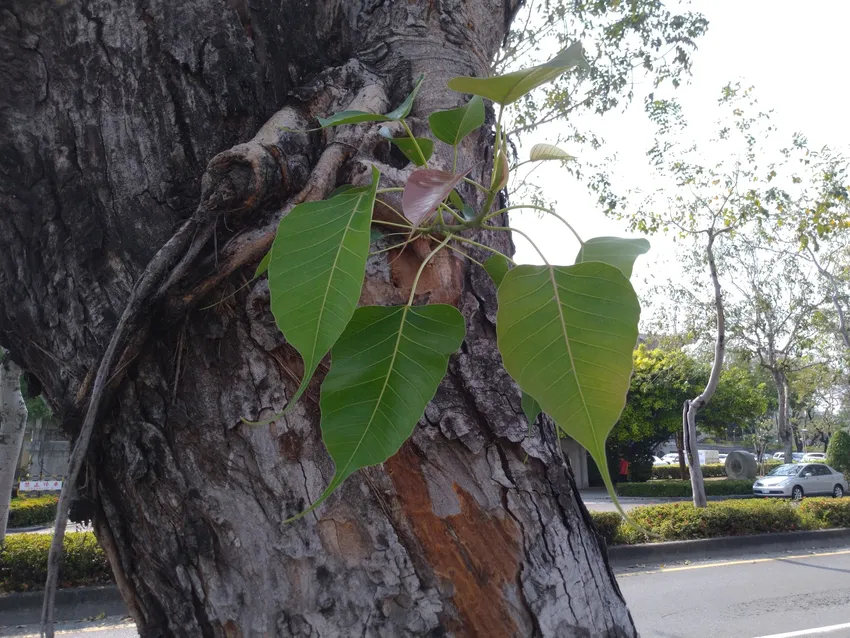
[
  {"left": 318, "top": 111, "right": 391, "bottom": 128},
  {"left": 483, "top": 253, "right": 510, "bottom": 288},
  {"left": 287, "top": 303, "right": 466, "bottom": 522},
  {"left": 448, "top": 41, "right": 588, "bottom": 106},
  {"left": 385, "top": 74, "right": 425, "bottom": 121},
  {"left": 385, "top": 136, "right": 434, "bottom": 166},
  {"left": 496, "top": 262, "right": 639, "bottom": 510},
  {"left": 428, "top": 96, "right": 485, "bottom": 146},
  {"left": 266, "top": 167, "right": 380, "bottom": 415},
  {"left": 521, "top": 392, "right": 542, "bottom": 427},
  {"left": 319, "top": 75, "right": 424, "bottom": 128},
  {"left": 254, "top": 250, "right": 271, "bottom": 279},
  {"left": 529, "top": 143, "right": 575, "bottom": 162},
  {"left": 575, "top": 237, "right": 651, "bottom": 279}
]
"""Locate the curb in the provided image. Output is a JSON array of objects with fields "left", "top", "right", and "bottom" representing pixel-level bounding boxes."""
[
  {"left": 0, "top": 586, "right": 126, "bottom": 627},
  {"left": 608, "top": 527, "right": 850, "bottom": 567},
  {"left": 6, "top": 525, "right": 53, "bottom": 534}
]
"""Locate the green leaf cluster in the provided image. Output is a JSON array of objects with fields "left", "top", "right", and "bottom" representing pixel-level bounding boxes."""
[{"left": 249, "top": 44, "right": 651, "bottom": 522}]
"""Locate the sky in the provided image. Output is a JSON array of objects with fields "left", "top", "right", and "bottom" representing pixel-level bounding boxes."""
[{"left": 510, "top": 0, "right": 850, "bottom": 314}]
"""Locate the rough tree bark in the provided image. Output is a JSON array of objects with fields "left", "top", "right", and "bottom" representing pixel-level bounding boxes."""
[
  {"left": 0, "top": 356, "right": 27, "bottom": 542},
  {"left": 0, "top": 2, "right": 637, "bottom": 636}
]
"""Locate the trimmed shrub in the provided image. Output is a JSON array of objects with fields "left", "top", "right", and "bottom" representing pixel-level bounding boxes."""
[
  {"left": 798, "top": 498, "right": 850, "bottom": 529},
  {"left": 590, "top": 512, "right": 623, "bottom": 545},
  {"left": 617, "top": 479, "right": 752, "bottom": 498},
  {"left": 0, "top": 532, "right": 112, "bottom": 593},
  {"left": 595, "top": 497, "right": 850, "bottom": 545},
  {"left": 618, "top": 499, "right": 803, "bottom": 544},
  {"left": 7, "top": 496, "right": 58, "bottom": 529},
  {"left": 827, "top": 430, "right": 850, "bottom": 476},
  {"left": 651, "top": 461, "right": 781, "bottom": 480}
]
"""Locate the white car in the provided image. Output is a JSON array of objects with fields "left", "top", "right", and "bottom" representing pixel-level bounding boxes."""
[
  {"left": 753, "top": 463, "right": 848, "bottom": 499},
  {"left": 661, "top": 453, "right": 680, "bottom": 465},
  {"left": 652, "top": 456, "right": 669, "bottom": 466},
  {"left": 773, "top": 452, "right": 786, "bottom": 460},
  {"left": 802, "top": 453, "right": 826, "bottom": 462},
  {"left": 718, "top": 453, "right": 728, "bottom": 464}
]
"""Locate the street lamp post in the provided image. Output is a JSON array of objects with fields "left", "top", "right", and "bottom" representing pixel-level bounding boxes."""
[{"left": 801, "top": 428, "right": 808, "bottom": 454}]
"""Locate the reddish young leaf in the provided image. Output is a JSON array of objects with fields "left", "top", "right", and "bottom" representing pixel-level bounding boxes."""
[{"left": 402, "top": 168, "right": 472, "bottom": 226}]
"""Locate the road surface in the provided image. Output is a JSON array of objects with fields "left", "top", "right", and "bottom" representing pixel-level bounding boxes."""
[
  {"left": 618, "top": 548, "right": 850, "bottom": 637},
  {"left": 6, "top": 549, "right": 850, "bottom": 637},
  {"left": 0, "top": 617, "right": 136, "bottom": 638}
]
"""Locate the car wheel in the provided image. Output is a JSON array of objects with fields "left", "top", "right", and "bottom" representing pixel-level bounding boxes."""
[
  {"left": 791, "top": 485, "right": 804, "bottom": 500},
  {"left": 833, "top": 485, "right": 844, "bottom": 498}
]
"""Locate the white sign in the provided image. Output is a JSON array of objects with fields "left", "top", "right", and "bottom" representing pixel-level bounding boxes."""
[{"left": 19, "top": 480, "right": 63, "bottom": 491}]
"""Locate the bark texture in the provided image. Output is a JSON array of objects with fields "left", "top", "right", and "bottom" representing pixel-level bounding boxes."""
[
  {"left": 0, "top": 357, "right": 27, "bottom": 542},
  {"left": 0, "top": 1, "right": 636, "bottom": 635}
]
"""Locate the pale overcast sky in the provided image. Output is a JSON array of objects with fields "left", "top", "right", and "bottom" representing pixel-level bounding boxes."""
[{"left": 511, "top": 0, "right": 850, "bottom": 307}]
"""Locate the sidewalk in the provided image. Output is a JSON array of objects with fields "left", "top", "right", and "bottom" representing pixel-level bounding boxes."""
[{"left": 7, "top": 521, "right": 92, "bottom": 535}]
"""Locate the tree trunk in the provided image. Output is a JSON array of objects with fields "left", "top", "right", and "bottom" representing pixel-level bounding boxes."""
[
  {"left": 681, "top": 231, "right": 725, "bottom": 508},
  {"left": 676, "top": 430, "right": 687, "bottom": 480},
  {"left": 0, "top": 357, "right": 27, "bottom": 542},
  {"left": 0, "top": 1, "right": 637, "bottom": 636},
  {"left": 682, "top": 400, "right": 706, "bottom": 508},
  {"left": 772, "top": 371, "right": 792, "bottom": 463}
]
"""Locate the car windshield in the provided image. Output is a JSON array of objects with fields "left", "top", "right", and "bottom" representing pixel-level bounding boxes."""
[{"left": 768, "top": 464, "right": 801, "bottom": 476}]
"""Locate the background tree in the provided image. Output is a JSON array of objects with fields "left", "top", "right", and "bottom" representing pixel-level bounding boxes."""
[
  {"left": 0, "top": 1, "right": 706, "bottom": 635},
  {"left": 826, "top": 429, "right": 850, "bottom": 476},
  {"left": 612, "top": 344, "right": 701, "bottom": 480},
  {"left": 726, "top": 240, "right": 825, "bottom": 462},
  {"left": 599, "top": 86, "right": 780, "bottom": 506},
  {"left": 609, "top": 344, "right": 768, "bottom": 480},
  {"left": 0, "top": 351, "right": 27, "bottom": 543}
]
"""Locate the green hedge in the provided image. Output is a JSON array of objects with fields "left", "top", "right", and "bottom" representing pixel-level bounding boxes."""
[
  {"left": 797, "top": 498, "right": 850, "bottom": 528},
  {"left": 651, "top": 461, "right": 782, "bottom": 480},
  {"left": 7, "top": 496, "right": 58, "bottom": 529},
  {"left": 0, "top": 532, "right": 111, "bottom": 593},
  {"left": 616, "top": 479, "right": 753, "bottom": 497},
  {"left": 590, "top": 497, "right": 850, "bottom": 545},
  {"left": 590, "top": 512, "right": 623, "bottom": 545}
]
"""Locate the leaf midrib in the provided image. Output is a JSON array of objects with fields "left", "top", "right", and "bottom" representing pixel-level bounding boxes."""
[
  {"left": 336, "top": 306, "right": 410, "bottom": 481},
  {"left": 546, "top": 265, "right": 600, "bottom": 452},
  {"left": 453, "top": 102, "right": 478, "bottom": 145},
  {"left": 308, "top": 190, "right": 367, "bottom": 371}
]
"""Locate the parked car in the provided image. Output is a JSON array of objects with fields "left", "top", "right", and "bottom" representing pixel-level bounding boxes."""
[
  {"left": 771, "top": 452, "right": 806, "bottom": 462},
  {"left": 753, "top": 463, "right": 848, "bottom": 499},
  {"left": 652, "top": 456, "right": 669, "bottom": 466},
  {"left": 718, "top": 453, "right": 728, "bottom": 464},
  {"left": 661, "top": 453, "right": 680, "bottom": 465},
  {"left": 802, "top": 452, "right": 826, "bottom": 462}
]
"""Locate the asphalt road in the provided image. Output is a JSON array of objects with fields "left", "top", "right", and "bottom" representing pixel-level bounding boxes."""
[
  {"left": 0, "top": 617, "right": 136, "bottom": 638},
  {"left": 618, "top": 548, "right": 850, "bottom": 638},
  {"left": 6, "top": 549, "right": 850, "bottom": 637}
]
